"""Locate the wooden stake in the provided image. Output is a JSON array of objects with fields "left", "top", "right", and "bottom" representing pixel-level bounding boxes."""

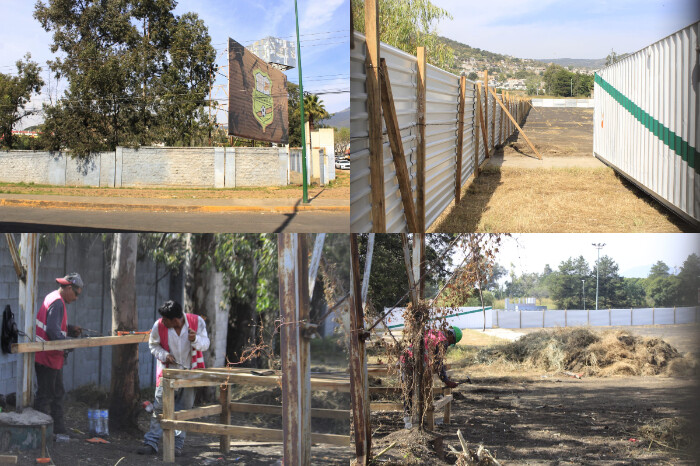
[
  {"left": 499, "top": 92, "right": 505, "bottom": 145},
  {"left": 477, "top": 83, "right": 489, "bottom": 159},
  {"left": 416, "top": 47, "right": 427, "bottom": 233},
  {"left": 483, "top": 71, "right": 489, "bottom": 154},
  {"left": 455, "top": 75, "right": 466, "bottom": 203},
  {"left": 219, "top": 385, "right": 231, "bottom": 453},
  {"left": 379, "top": 58, "right": 419, "bottom": 232},
  {"left": 365, "top": 0, "right": 385, "bottom": 232},
  {"left": 473, "top": 83, "right": 481, "bottom": 179},
  {"left": 162, "top": 380, "right": 175, "bottom": 463},
  {"left": 491, "top": 85, "right": 497, "bottom": 151},
  {"left": 488, "top": 87, "right": 542, "bottom": 160}
]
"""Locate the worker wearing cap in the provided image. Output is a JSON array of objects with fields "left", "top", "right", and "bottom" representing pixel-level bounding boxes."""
[
  {"left": 400, "top": 326, "right": 462, "bottom": 429},
  {"left": 34, "top": 273, "right": 84, "bottom": 435},
  {"left": 138, "top": 300, "right": 209, "bottom": 457}
]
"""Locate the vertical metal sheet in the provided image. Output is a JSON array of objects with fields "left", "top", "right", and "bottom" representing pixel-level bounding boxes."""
[
  {"left": 593, "top": 21, "right": 699, "bottom": 226},
  {"left": 350, "top": 32, "right": 520, "bottom": 232}
]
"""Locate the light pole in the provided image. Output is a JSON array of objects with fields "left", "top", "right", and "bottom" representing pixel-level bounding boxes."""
[
  {"left": 592, "top": 243, "right": 605, "bottom": 310},
  {"left": 294, "top": 0, "right": 309, "bottom": 204},
  {"left": 581, "top": 279, "right": 585, "bottom": 310}
]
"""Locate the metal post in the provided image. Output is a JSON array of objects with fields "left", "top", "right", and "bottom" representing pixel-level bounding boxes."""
[
  {"left": 17, "top": 234, "right": 38, "bottom": 410},
  {"left": 279, "top": 234, "right": 311, "bottom": 465},
  {"left": 592, "top": 243, "right": 605, "bottom": 311},
  {"left": 294, "top": 0, "right": 308, "bottom": 204},
  {"left": 582, "top": 279, "right": 585, "bottom": 310}
]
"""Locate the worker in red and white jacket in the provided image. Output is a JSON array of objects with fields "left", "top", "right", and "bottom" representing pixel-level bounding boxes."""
[
  {"left": 138, "top": 300, "right": 209, "bottom": 457},
  {"left": 34, "top": 273, "right": 83, "bottom": 435}
]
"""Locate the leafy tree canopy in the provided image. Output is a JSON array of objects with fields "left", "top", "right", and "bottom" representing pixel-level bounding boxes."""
[{"left": 0, "top": 54, "right": 43, "bottom": 149}]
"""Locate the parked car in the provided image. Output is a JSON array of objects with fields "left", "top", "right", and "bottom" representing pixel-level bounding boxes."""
[{"left": 335, "top": 159, "right": 350, "bottom": 170}]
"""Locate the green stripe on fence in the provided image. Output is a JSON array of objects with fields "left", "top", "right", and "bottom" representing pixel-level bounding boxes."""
[
  {"left": 595, "top": 74, "right": 698, "bottom": 172},
  {"left": 386, "top": 307, "right": 493, "bottom": 329}
]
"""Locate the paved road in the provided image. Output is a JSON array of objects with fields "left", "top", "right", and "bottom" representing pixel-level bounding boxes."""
[{"left": 0, "top": 206, "right": 349, "bottom": 232}]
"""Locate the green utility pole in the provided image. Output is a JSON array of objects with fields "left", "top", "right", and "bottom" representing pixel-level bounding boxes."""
[{"left": 295, "top": 0, "right": 309, "bottom": 204}]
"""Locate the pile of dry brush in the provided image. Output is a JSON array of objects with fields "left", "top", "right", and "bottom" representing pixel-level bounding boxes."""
[{"left": 473, "top": 328, "right": 696, "bottom": 377}]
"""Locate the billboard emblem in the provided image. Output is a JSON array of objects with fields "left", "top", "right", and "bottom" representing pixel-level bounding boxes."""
[{"left": 253, "top": 68, "right": 273, "bottom": 131}]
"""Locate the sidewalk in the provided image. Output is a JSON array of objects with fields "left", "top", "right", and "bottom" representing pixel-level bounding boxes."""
[{"left": 0, "top": 193, "right": 350, "bottom": 213}]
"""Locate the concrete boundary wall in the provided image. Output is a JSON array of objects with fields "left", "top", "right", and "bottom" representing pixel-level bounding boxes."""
[
  {"left": 495, "top": 307, "right": 699, "bottom": 329},
  {"left": 0, "top": 146, "right": 290, "bottom": 188},
  {"left": 531, "top": 98, "right": 594, "bottom": 108}
]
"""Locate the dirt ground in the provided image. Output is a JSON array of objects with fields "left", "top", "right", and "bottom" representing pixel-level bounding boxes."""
[
  {"left": 0, "top": 171, "right": 349, "bottom": 201},
  {"left": 11, "top": 385, "right": 353, "bottom": 466},
  {"left": 429, "top": 107, "right": 693, "bottom": 233}
]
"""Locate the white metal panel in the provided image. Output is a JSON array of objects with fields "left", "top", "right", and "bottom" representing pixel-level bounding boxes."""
[
  {"left": 565, "top": 310, "right": 588, "bottom": 326},
  {"left": 350, "top": 33, "right": 372, "bottom": 232},
  {"left": 521, "top": 311, "right": 544, "bottom": 328},
  {"left": 631, "top": 308, "right": 653, "bottom": 325},
  {"left": 496, "top": 311, "right": 520, "bottom": 328},
  {"left": 676, "top": 306, "right": 698, "bottom": 323},
  {"left": 544, "top": 310, "right": 566, "bottom": 327},
  {"left": 593, "top": 21, "right": 699, "bottom": 226}
]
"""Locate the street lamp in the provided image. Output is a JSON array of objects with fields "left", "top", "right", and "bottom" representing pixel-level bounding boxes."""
[
  {"left": 592, "top": 243, "right": 605, "bottom": 310},
  {"left": 581, "top": 279, "right": 585, "bottom": 310}
]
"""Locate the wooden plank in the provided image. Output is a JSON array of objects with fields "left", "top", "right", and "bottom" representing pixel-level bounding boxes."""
[
  {"left": 159, "top": 421, "right": 350, "bottom": 447},
  {"left": 433, "top": 394, "right": 453, "bottom": 410},
  {"left": 365, "top": 0, "right": 385, "bottom": 232},
  {"left": 12, "top": 334, "right": 148, "bottom": 354},
  {"left": 416, "top": 46, "right": 427, "bottom": 233},
  {"left": 379, "top": 58, "right": 419, "bottom": 232},
  {"left": 491, "top": 84, "right": 496, "bottom": 149},
  {"left": 162, "top": 380, "right": 176, "bottom": 463},
  {"left": 164, "top": 369, "right": 351, "bottom": 391},
  {"left": 488, "top": 87, "right": 542, "bottom": 160},
  {"left": 220, "top": 385, "right": 231, "bottom": 454},
  {"left": 443, "top": 389, "right": 451, "bottom": 424},
  {"left": 455, "top": 75, "right": 466, "bottom": 202},
  {"left": 0, "top": 455, "right": 18, "bottom": 464},
  {"left": 370, "top": 402, "right": 403, "bottom": 412},
  {"left": 174, "top": 404, "right": 221, "bottom": 421},
  {"left": 499, "top": 92, "right": 505, "bottom": 145}
]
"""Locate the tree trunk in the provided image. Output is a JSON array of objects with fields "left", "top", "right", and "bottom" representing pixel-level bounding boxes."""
[
  {"left": 183, "top": 234, "right": 218, "bottom": 402},
  {"left": 109, "top": 233, "right": 139, "bottom": 431}
]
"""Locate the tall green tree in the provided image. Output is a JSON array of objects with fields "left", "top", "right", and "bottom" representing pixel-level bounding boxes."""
[
  {"left": 34, "top": 0, "right": 215, "bottom": 155},
  {"left": 351, "top": 0, "right": 455, "bottom": 70},
  {"left": 550, "top": 256, "right": 590, "bottom": 309},
  {"left": 0, "top": 54, "right": 43, "bottom": 149},
  {"left": 677, "top": 254, "right": 700, "bottom": 306},
  {"left": 592, "top": 255, "right": 626, "bottom": 308}
]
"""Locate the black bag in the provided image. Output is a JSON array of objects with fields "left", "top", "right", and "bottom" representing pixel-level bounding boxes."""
[{"left": 1, "top": 304, "right": 19, "bottom": 354}]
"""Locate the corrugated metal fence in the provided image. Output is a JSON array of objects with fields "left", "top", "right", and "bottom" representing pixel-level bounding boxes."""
[
  {"left": 593, "top": 21, "right": 699, "bottom": 226},
  {"left": 351, "top": 32, "right": 528, "bottom": 232}
]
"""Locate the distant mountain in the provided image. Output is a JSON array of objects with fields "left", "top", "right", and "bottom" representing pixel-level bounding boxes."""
[
  {"left": 535, "top": 58, "right": 607, "bottom": 69},
  {"left": 321, "top": 107, "right": 349, "bottom": 129},
  {"left": 621, "top": 264, "right": 652, "bottom": 278}
]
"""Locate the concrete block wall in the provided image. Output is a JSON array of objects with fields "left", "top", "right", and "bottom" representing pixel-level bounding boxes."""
[
  {"left": 0, "top": 234, "right": 176, "bottom": 397},
  {"left": 0, "top": 237, "right": 20, "bottom": 396},
  {"left": 120, "top": 147, "right": 216, "bottom": 187},
  {"left": 0, "top": 147, "right": 291, "bottom": 188}
]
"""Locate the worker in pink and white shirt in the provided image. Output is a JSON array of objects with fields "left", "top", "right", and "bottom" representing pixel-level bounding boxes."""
[{"left": 137, "top": 300, "right": 209, "bottom": 457}]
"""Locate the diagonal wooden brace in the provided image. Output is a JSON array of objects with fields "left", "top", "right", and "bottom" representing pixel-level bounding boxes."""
[
  {"left": 488, "top": 87, "right": 542, "bottom": 160},
  {"left": 379, "top": 59, "right": 419, "bottom": 232}
]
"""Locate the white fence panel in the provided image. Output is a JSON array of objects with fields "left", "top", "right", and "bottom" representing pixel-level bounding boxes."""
[
  {"left": 565, "top": 310, "right": 588, "bottom": 326},
  {"left": 609, "top": 308, "right": 632, "bottom": 326},
  {"left": 676, "top": 306, "right": 698, "bottom": 324},
  {"left": 593, "top": 21, "right": 699, "bottom": 226},
  {"left": 496, "top": 311, "right": 520, "bottom": 328},
  {"left": 544, "top": 310, "right": 566, "bottom": 327},
  {"left": 631, "top": 308, "right": 654, "bottom": 326},
  {"left": 653, "top": 308, "right": 675, "bottom": 325},
  {"left": 588, "top": 310, "right": 609, "bottom": 326},
  {"left": 521, "top": 311, "right": 543, "bottom": 328}
]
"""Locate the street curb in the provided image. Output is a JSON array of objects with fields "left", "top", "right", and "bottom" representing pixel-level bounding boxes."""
[{"left": 0, "top": 198, "right": 350, "bottom": 213}]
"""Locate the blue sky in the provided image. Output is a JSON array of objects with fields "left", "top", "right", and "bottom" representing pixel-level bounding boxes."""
[
  {"left": 0, "top": 0, "right": 349, "bottom": 128},
  {"left": 495, "top": 234, "right": 700, "bottom": 280},
  {"left": 432, "top": 0, "right": 700, "bottom": 59}
]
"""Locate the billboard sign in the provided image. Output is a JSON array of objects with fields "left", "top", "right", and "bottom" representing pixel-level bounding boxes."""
[{"left": 228, "top": 38, "right": 289, "bottom": 144}]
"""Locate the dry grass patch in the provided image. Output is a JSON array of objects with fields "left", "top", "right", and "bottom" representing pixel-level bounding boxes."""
[{"left": 430, "top": 165, "right": 689, "bottom": 232}]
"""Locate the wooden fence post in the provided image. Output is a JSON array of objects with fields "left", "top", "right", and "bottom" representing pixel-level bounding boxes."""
[
  {"left": 483, "top": 71, "right": 489, "bottom": 155},
  {"left": 473, "top": 83, "right": 481, "bottom": 179},
  {"left": 455, "top": 75, "right": 466, "bottom": 203},
  {"left": 220, "top": 385, "right": 231, "bottom": 453},
  {"left": 477, "top": 83, "right": 489, "bottom": 159},
  {"left": 416, "top": 47, "right": 427, "bottom": 232},
  {"left": 365, "top": 0, "right": 385, "bottom": 232},
  {"left": 162, "top": 380, "right": 175, "bottom": 463}
]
